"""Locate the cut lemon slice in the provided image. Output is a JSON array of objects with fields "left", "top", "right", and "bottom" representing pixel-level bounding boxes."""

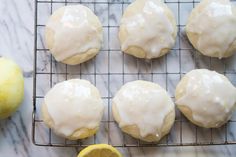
[{"left": 77, "top": 144, "right": 122, "bottom": 157}]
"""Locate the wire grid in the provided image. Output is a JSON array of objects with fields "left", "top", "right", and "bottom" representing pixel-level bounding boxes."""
[{"left": 33, "top": 0, "right": 236, "bottom": 147}]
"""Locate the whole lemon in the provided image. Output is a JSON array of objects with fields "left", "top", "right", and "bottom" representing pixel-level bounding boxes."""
[{"left": 0, "top": 57, "right": 24, "bottom": 119}]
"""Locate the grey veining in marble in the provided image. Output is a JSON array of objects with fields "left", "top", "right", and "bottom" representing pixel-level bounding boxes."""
[{"left": 1, "top": 0, "right": 236, "bottom": 157}]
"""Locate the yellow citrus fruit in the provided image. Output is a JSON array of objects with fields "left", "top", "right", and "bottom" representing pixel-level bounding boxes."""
[
  {"left": 0, "top": 57, "right": 24, "bottom": 119},
  {"left": 77, "top": 144, "right": 122, "bottom": 157}
]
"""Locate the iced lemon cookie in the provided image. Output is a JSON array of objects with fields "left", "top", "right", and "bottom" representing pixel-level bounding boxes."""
[
  {"left": 119, "top": 0, "right": 177, "bottom": 59},
  {"left": 45, "top": 5, "right": 103, "bottom": 65},
  {"left": 42, "top": 79, "right": 104, "bottom": 140},
  {"left": 112, "top": 80, "right": 175, "bottom": 142},
  {"left": 186, "top": 0, "right": 236, "bottom": 58},
  {"left": 175, "top": 69, "right": 236, "bottom": 128}
]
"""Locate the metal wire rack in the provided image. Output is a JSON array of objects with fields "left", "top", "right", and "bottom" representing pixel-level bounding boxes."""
[{"left": 33, "top": 0, "right": 236, "bottom": 147}]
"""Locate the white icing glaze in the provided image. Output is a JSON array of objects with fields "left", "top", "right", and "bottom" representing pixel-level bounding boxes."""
[
  {"left": 46, "top": 5, "right": 102, "bottom": 61},
  {"left": 186, "top": 0, "right": 236, "bottom": 58},
  {"left": 176, "top": 69, "right": 236, "bottom": 127},
  {"left": 113, "top": 80, "right": 174, "bottom": 137},
  {"left": 120, "top": 0, "right": 176, "bottom": 59},
  {"left": 44, "top": 79, "right": 104, "bottom": 137}
]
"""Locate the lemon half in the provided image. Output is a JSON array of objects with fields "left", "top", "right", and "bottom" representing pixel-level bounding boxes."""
[{"left": 78, "top": 144, "right": 122, "bottom": 157}]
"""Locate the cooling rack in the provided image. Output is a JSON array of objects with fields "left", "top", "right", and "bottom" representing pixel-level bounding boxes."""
[{"left": 33, "top": 0, "right": 236, "bottom": 147}]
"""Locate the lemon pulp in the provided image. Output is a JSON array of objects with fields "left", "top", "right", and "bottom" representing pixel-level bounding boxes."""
[{"left": 77, "top": 144, "right": 122, "bottom": 157}]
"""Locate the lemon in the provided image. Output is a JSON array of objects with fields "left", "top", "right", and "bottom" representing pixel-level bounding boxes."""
[
  {"left": 78, "top": 144, "right": 122, "bottom": 157},
  {"left": 0, "top": 57, "right": 24, "bottom": 119}
]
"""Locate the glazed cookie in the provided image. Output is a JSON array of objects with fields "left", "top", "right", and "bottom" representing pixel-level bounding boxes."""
[
  {"left": 175, "top": 69, "right": 236, "bottom": 128},
  {"left": 42, "top": 79, "right": 104, "bottom": 140},
  {"left": 112, "top": 80, "right": 175, "bottom": 142},
  {"left": 45, "top": 5, "right": 103, "bottom": 65},
  {"left": 186, "top": 0, "right": 236, "bottom": 58},
  {"left": 119, "top": 0, "right": 177, "bottom": 59}
]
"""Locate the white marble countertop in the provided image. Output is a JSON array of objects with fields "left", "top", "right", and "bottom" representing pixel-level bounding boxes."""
[{"left": 0, "top": 0, "right": 236, "bottom": 157}]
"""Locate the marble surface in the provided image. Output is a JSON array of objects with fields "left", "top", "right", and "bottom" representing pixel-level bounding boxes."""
[{"left": 1, "top": 0, "right": 236, "bottom": 156}]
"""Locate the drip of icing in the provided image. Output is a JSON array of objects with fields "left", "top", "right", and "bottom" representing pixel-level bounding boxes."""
[
  {"left": 44, "top": 79, "right": 104, "bottom": 136},
  {"left": 120, "top": 0, "right": 175, "bottom": 58},
  {"left": 176, "top": 69, "right": 236, "bottom": 127},
  {"left": 46, "top": 5, "right": 102, "bottom": 61},
  {"left": 186, "top": 0, "right": 236, "bottom": 58},
  {"left": 113, "top": 81, "right": 174, "bottom": 137}
]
